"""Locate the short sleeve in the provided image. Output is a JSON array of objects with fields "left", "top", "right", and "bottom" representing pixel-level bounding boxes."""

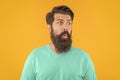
[
  {"left": 83, "top": 53, "right": 97, "bottom": 80},
  {"left": 20, "top": 49, "right": 37, "bottom": 80}
]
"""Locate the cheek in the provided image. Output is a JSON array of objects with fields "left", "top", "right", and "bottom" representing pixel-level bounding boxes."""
[
  {"left": 54, "top": 29, "right": 62, "bottom": 35},
  {"left": 52, "top": 27, "right": 62, "bottom": 35},
  {"left": 68, "top": 27, "right": 72, "bottom": 34},
  {"left": 52, "top": 23, "right": 62, "bottom": 35}
]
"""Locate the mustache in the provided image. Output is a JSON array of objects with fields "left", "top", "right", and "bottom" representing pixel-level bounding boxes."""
[{"left": 59, "top": 31, "right": 71, "bottom": 38}]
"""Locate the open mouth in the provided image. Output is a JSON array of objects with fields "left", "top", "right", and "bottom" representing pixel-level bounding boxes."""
[{"left": 62, "top": 34, "right": 68, "bottom": 39}]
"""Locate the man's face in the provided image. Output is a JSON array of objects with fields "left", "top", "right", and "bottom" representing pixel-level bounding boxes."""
[
  {"left": 50, "top": 13, "right": 72, "bottom": 53},
  {"left": 52, "top": 13, "right": 72, "bottom": 37}
]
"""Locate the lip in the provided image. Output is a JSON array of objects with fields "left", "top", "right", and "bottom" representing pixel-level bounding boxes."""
[{"left": 62, "top": 34, "right": 68, "bottom": 38}]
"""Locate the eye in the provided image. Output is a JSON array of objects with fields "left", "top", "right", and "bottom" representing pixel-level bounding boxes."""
[
  {"left": 57, "top": 21, "right": 63, "bottom": 25},
  {"left": 66, "top": 22, "right": 72, "bottom": 26}
]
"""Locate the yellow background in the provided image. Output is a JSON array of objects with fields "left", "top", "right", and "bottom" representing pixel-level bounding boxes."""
[{"left": 0, "top": 0, "right": 120, "bottom": 80}]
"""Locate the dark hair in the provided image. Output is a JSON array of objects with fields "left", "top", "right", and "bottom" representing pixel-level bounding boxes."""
[{"left": 46, "top": 5, "right": 74, "bottom": 25}]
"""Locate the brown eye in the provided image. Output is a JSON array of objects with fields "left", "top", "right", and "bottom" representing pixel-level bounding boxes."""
[
  {"left": 67, "top": 22, "right": 72, "bottom": 26},
  {"left": 57, "top": 21, "right": 63, "bottom": 25}
]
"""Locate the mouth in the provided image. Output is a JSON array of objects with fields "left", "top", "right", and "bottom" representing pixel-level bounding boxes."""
[{"left": 62, "top": 33, "right": 68, "bottom": 39}]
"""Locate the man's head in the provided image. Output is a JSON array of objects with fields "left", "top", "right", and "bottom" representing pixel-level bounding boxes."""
[
  {"left": 46, "top": 5, "right": 74, "bottom": 25},
  {"left": 46, "top": 5, "right": 74, "bottom": 53}
]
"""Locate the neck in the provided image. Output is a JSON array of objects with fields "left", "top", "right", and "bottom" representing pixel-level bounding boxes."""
[{"left": 49, "top": 42, "right": 61, "bottom": 54}]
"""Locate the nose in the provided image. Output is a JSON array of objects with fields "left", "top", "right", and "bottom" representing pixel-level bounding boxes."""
[
  {"left": 64, "top": 28, "right": 67, "bottom": 31},
  {"left": 63, "top": 24, "right": 68, "bottom": 31}
]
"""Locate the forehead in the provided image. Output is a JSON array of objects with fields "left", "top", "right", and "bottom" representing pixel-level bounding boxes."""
[{"left": 54, "top": 13, "right": 71, "bottom": 21}]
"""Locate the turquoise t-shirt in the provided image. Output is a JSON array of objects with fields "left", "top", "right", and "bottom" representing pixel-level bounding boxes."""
[{"left": 21, "top": 44, "right": 96, "bottom": 80}]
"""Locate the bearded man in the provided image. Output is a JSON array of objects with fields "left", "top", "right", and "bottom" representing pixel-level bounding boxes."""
[{"left": 21, "top": 5, "right": 96, "bottom": 80}]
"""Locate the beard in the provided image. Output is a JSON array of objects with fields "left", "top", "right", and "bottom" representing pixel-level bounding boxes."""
[{"left": 50, "top": 28, "right": 72, "bottom": 53}]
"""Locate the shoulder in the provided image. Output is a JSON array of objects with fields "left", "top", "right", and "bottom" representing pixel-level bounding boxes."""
[
  {"left": 71, "top": 46, "right": 87, "bottom": 55},
  {"left": 28, "top": 44, "right": 49, "bottom": 58},
  {"left": 71, "top": 46, "right": 94, "bottom": 67},
  {"left": 71, "top": 46, "right": 90, "bottom": 59}
]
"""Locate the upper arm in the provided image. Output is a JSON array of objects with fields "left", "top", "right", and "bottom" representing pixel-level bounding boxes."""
[
  {"left": 20, "top": 50, "right": 37, "bottom": 80},
  {"left": 83, "top": 53, "right": 97, "bottom": 80}
]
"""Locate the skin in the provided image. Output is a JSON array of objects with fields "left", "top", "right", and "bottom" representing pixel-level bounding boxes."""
[{"left": 47, "top": 13, "right": 73, "bottom": 53}]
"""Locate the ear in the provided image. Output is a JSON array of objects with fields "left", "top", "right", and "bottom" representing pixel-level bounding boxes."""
[{"left": 47, "top": 24, "right": 51, "bottom": 32}]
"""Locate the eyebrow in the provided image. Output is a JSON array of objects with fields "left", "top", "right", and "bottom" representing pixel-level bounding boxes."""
[{"left": 56, "top": 19, "right": 72, "bottom": 22}]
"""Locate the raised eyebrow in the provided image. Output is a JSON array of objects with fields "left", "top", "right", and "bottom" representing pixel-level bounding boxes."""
[
  {"left": 67, "top": 19, "right": 72, "bottom": 22},
  {"left": 56, "top": 19, "right": 72, "bottom": 22},
  {"left": 56, "top": 19, "right": 64, "bottom": 21}
]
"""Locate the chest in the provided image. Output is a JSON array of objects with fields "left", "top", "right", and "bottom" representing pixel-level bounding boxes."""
[{"left": 35, "top": 56, "right": 84, "bottom": 80}]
